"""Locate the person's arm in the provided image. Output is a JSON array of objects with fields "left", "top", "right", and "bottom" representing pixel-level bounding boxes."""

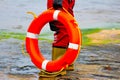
[{"left": 49, "top": 0, "right": 63, "bottom": 31}]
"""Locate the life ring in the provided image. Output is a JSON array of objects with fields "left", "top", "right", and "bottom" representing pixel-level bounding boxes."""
[{"left": 26, "top": 9, "right": 82, "bottom": 72}]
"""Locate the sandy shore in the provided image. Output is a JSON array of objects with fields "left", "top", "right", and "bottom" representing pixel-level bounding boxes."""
[{"left": 87, "top": 29, "right": 120, "bottom": 44}]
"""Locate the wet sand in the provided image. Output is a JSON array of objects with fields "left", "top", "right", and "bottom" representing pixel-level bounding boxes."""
[{"left": 0, "top": 30, "right": 120, "bottom": 80}]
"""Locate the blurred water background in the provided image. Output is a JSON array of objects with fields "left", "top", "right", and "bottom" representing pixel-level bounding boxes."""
[{"left": 0, "top": 0, "right": 120, "bottom": 33}]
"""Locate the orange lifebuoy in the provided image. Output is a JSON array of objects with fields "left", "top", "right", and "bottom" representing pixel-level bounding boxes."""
[{"left": 26, "top": 9, "right": 82, "bottom": 72}]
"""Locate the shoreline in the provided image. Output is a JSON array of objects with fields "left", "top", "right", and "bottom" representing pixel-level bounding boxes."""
[
  {"left": 0, "top": 28, "right": 120, "bottom": 80},
  {"left": 0, "top": 27, "right": 120, "bottom": 45}
]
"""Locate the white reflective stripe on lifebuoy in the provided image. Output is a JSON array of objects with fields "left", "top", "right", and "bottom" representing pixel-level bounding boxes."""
[
  {"left": 27, "top": 32, "right": 38, "bottom": 39},
  {"left": 68, "top": 43, "right": 79, "bottom": 50},
  {"left": 53, "top": 10, "right": 60, "bottom": 20},
  {"left": 42, "top": 60, "right": 49, "bottom": 70}
]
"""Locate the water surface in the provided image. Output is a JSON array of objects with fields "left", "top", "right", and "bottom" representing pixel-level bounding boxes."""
[{"left": 0, "top": 0, "right": 120, "bottom": 33}]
